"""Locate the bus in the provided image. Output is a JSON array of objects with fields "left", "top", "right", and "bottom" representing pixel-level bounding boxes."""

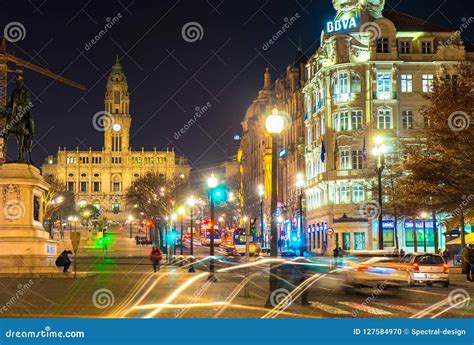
[
  {"left": 200, "top": 220, "right": 222, "bottom": 246},
  {"left": 222, "top": 228, "right": 260, "bottom": 256}
]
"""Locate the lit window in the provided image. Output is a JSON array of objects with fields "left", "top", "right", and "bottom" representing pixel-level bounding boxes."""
[
  {"left": 378, "top": 108, "right": 392, "bottom": 129},
  {"left": 376, "top": 73, "right": 392, "bottom": 100},
  {"left": 351, "top": 73, "right": 361, "bottom": 93},
  {"left": 351, "top": 110, "right": 363, "bottom": 130},
  {"left": 401, "top": 74, "right": 413, "bottom": 93},
  {"left": 422, "top": 74, "right": 434, "bottom": 92},
  {"left": 340, "top": 150, "right": 350, "bottom": 170},
  {"left": 340, "top": 112, "right": 349, "bottom": 131},
  {"left": 340, "top": 186, "right": 351, "bottom": 204},
  {"left": 352, "top": 184, "right": 364, "bottom": 203}
]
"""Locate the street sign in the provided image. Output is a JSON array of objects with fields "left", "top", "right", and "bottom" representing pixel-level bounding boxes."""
[
  {"left": 71, "top": 232, "right": 81, "bottom": 253},
  {"left": 327, "top": 228, "right": 334, "bottom": 236}
]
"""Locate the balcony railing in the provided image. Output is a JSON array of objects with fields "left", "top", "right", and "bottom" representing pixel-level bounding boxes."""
[{"left": 373, "top": 91, "right": 398, "bottom": 101}]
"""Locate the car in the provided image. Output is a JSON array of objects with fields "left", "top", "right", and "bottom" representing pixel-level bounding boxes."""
[{"left": 400, "top": 253, "right": 449, "bottom": 287}]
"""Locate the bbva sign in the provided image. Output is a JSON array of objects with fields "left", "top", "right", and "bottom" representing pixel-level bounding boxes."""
[{"left": 326, "top": 17, "right": 358, "bottom": 33}]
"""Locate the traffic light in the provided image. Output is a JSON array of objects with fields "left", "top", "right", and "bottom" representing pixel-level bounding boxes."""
[{"left": 209, "top": 184, "right": 228, "bottom": 204}]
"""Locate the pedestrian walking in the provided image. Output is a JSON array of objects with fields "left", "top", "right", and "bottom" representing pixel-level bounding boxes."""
[
  {"left": 469, "top": 245, "right": 474, "bottom": 283},
  {"left": 150, "top": 246, "right": 163, "bottom": 272},
  {"left": 55, "top": 250, "right": 73, "bottom": 273},
  {"left": 442, "top": 248, "right": 449, "bottom": 264},
  {"left": 462, "top": 245, "right": 471, "bottom": 282}
]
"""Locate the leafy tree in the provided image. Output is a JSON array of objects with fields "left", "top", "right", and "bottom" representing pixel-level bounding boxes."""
[
  {"left": 395, "top": 63, "right": 474, "bottom": 247},
  {"left": 43, "top": 176, "right": 76, "bottom": 222}
]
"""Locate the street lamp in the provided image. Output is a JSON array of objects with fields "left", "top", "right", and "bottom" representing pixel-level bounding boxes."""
[
  {"left": 207, "top": 174, "right": 218, "bottom": 282},
  {"left": 258, "top": 184, "right": 265, "bottom": 249},
  {"left": 373, "top": 136, "right": 387, "bottom": 251},
  {"left": 187, "top": 196, "right": 196, "bottom": 273},
  {"left": 296, "top": 173, "right": 305, "bottom": 255},
  {"left": 171, "top": 213, "right": 178, "bottom": 256},
  {"left": 420, "top": 211, "right": 428, "bottom": 252},
  {"left": 178, "top": 207, "right": 185, "bottom": 255},
  {"left": 128, "top": 215, "right": 134, "bottom": 239},
  {"left": 265, "top": 107, "right": 286, "bottom": 307}
]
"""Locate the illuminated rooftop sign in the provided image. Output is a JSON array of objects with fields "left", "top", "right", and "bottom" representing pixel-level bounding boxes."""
[{"left": 326, "top": 17, "right": 358, "bottom": 34}]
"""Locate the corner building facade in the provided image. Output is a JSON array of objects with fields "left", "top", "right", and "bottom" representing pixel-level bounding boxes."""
[
  {"left": 304, "top": 0, "right": 473, "bottom": 252},
  {"left": 42, "top": 59, "right": 190, "bottom": 219}
]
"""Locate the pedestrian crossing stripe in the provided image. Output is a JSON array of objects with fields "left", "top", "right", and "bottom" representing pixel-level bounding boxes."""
[
  {"left": 339, "top": 302, "right": 392, "bottom": 315},
  {"left": 374, "top": 302, "right": 419, "bottom": 314},
  {"left": 311, "top": 302, "right": 351, "bottom": 315}
]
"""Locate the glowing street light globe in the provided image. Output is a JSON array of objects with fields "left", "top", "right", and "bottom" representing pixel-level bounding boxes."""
[
  {"left": 258, "top": 184, "right": 264, "bottom": 197},
  {"left": 178, "top": 207, "right": 185, "bottom": 215},
  {"left": 296, "top": 173, "right": 305, "bottom": 188},
  {"left": 420, "top": 211, "right": 428, "bottom": 220},
  {"left": 265, "top": 108, "right": 285, "bottom": 135},
  {"left": 207, "top": 174, "right": 218, "bottom": 189},
  {"left": 187, "top": 196, "right": 196, "bottom": 207}
]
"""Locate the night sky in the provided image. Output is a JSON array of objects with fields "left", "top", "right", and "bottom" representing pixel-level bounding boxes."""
[{"left": 1, "top": 0, "right": 472, "bottom": 170}]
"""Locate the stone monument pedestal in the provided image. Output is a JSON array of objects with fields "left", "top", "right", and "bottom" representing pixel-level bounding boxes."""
[{"left": 0, "top": 163, "right": 58, "bottom": 273}]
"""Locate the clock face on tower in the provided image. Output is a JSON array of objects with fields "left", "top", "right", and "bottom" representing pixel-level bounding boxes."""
[{"left": 112, "top": 123, "right": 122, "bottom": 132}]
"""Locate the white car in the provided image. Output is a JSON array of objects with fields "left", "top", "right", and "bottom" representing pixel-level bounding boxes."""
[{"left": 400, "top": 253, "right": 449, "bottom": 287}]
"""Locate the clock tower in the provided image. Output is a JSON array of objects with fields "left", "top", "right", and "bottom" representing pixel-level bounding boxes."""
[{"left": 104, "top": 57, "right": 131, "bottom": 153}]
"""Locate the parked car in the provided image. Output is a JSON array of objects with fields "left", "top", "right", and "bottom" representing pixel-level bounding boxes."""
[{"left": 400, "top": 253, "right": 449, "bottom": 287}]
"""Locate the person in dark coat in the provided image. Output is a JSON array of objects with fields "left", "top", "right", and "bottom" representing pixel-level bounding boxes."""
[
  {"left": 468, "top": 245, "right": 474, "bottom": 283},
  {"left": 55, "top": 250, "right": 72, "bottom": 273},
  {"left": 462, "top": 245, "right": 471, "bottom": 281},
  {"left": 442, "top": 248, "right": 449, "bottom": 264}
]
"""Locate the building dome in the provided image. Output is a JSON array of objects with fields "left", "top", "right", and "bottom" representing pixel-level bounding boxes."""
[
  {"left": 332, "top": 0, "right": 385, "bottom": 19},
  {"left": 109, "top": 56, "right": 126, "bottom": 83}
]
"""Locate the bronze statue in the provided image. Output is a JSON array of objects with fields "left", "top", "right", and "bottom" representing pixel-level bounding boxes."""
[{"left": 0, "top": 74, "right": 35, "bottom": 164}]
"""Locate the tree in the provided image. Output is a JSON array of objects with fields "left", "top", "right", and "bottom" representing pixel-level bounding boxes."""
[
  {"left": 395, "top": 63, "right": 474, "bottom": 247},
  {"left": 43, "top": 176, "right": 76, "bottom": 223},
  {"left": 125, "top": 172, "right": 190, "bottom": 221}
]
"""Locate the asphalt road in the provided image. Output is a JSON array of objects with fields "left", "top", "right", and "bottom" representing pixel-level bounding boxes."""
[{"left": 0, "top": 246, "right": 473, "bottom": 319}]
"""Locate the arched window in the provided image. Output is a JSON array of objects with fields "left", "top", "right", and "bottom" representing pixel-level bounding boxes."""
[{"left": 114, "top": 91, "right": 121, "bottom": 104}]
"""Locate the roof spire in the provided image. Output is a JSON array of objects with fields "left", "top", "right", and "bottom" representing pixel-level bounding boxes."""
[{"left": 263, "top": 68, "right": 271, "bottom": 90}]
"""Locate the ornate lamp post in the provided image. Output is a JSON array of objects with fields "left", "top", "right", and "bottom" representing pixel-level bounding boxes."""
[
  {"left": 207, "top": 173, "right": 218, "bottom": 282},
  {"left": 187, "top": 196, "right": 196, "bottom": 273},
  {"left": 178, "top": 206, "right": 185, "bottom": 255},
  {"left": 171, "top": 213, "right": 178, "bottom": 256},
  {"left": 265, "top": 107, "right": 286, "bottom": 307},
  {"left": 258, "top": 184, "right": 265, "bottom": 249},
  {"left": 296, "top": 173, "right": 305, "bottom": 255},
  {"left": 373, "top": 136, "right": 387, "bottom": 251}
]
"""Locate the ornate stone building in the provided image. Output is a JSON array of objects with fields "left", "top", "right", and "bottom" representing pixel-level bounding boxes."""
[
  {"left": 42, "top": 58, "right": 190, "bottom": 219},
  {"left": 303, "top": 0, "right": 473, "bottom": 252},
  {"left": 239, "top": 52, "right": 307, "bottom": 246}
]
